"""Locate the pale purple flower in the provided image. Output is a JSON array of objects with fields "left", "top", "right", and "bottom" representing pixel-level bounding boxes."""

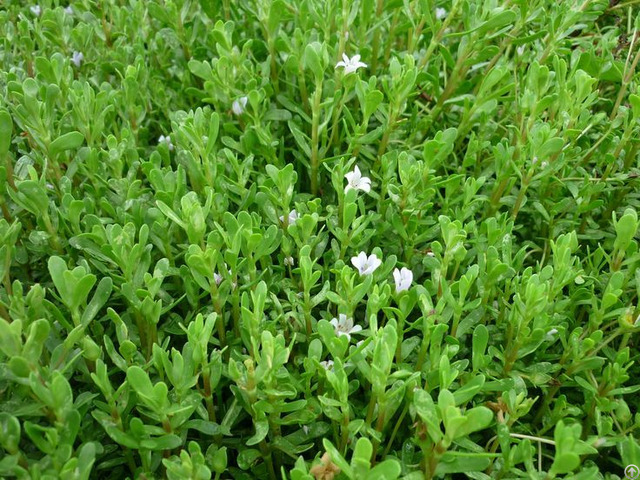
[
  {"left": 435, "top": 7, "right": 447, "bottom": 20},
  {"left": 344, "top": 165, "right": 371, "bottom": 193},
  {"left": 71, "top": 51, "right": 84, "bottom": 67},
  {"left": 64, "top": 5, "right": 73, "bottom": 15},
  {"left": 30, "top": 5, "right": 42, "bottom": 16},
  {"left": 351, "top": 251, "right": 382, "bottom": 276},
  {"left": 335, "top": 53, "right": 367, "bottom": 75},
  {"left": 393, "top": 267, "right": 413, "bottom": 293},
  {"left": 279, "top": 209, "right": 299, "bottom": 227},
  {"left": 330, "top": 314, "right": 362, "bottom": 341},
  {"left": 214, "top": 267, "right": 234, "bottom": 288},
  {"left": 232, "top": 96, "right": 248, "bottom": 115}
]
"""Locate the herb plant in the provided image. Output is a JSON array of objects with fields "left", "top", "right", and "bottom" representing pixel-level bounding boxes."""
[{"left": 0, "top": 1, "right": 639, "bottom": 479}]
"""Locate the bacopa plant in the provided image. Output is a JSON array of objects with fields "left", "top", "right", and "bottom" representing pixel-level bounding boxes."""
[{"left": 0, "top": 1, "right": 639, "bottom": 479}]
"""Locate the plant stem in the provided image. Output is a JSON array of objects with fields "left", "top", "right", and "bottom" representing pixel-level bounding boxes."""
[{"left": 310, "top": 81, "right": 323, "bottom": 196}]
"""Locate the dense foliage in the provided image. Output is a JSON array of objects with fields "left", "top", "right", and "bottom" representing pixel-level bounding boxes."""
[{"left": 1, "top": 1, "right": 640, "bottom": 479}]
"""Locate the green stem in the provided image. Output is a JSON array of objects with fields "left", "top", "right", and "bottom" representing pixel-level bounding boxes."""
[{"left": 310, "top": 81, "right": 323, "bottom": 195}]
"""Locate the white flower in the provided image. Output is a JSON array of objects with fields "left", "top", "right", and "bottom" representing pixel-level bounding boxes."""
[
  {"left": 319, "top": 360, "right": 334, "bottom": 371},
  {"left": 232, "top": 96, "right": 248, "bottom": 115},
  {"left": 158, "top": 134, "right": 174, "bottom": 151},
  {"left": 351, "top": 251, "right": 382, "bottom": 276},
  {"left": 284, "top": 256, "right": 295, "bottom": 266},
  {"left": 344, "top": 165, "right": 371, "bottom": 193},
  {"left": 435, "top": 7, "right": 447, "bottom": 20},
  {"left": 335, "top": 53, "right": 367, "bottom": 75},
  {"left": 279, "top": 209, "right": 299, "bottom": 226},
  {"left": 64, "top": 6, "right": 73, "bottom": 15},
  {"left": 30, "top": 5, "right": 42, "bottom": 16},
  {"left": 541, "top": 161, "right": 549, "bottom": 168},
  {"left": 393, "top": 267, "right": 413, "bottom": 293},
  {"left": 71, "top": 51, "right": 84, "bottom": 67},
  {"left": 302, "top": 425, "right": 309, "bottom": 434},
  {"left": 330, "top": 314, "right": 362, "bottom": 341},
  {"left": 545, "top": 328, "right": 558, "bottom": 341}
]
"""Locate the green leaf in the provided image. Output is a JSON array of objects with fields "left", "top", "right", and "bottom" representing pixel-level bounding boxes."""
[
  {"left": 0, "top": 109, "right": 12, "bottom": 158},
  {"left": 367, "top": 459, "right": 402, "bottom": 479},
  {"left": 49, "top": 131, "right": 84, "bottom": 157},
  {"left": 81, "top": 277, "right": 113, "bottom": 326},
  {"left": 246, "top": 419, "right": 269, "bottom": 446}
]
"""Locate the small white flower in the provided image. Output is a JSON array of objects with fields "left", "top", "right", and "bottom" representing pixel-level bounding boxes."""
[
  {"left": 532, "top": 156, "right": 538, "bottom": 165},
  {"left": 517, "top": 45, "right": 525, "bottom": 56},
  {"left": 302, "top": 425, "right": 309, "bottom": 434},
  {"left": 330, "top": 314, "right": 362, "bottom": 341},
  {"left": 319, "top": 360, "right": 334, "bottom": 371},
  {"left": 541, "top": 161, "right": 549, "bottom": 168},
  {"left": 351, "top": 251, "right": 382, "bottom": 276},
  {"left": 279, "top": 209, "right": 299, "bottom": 226},
  {"left": 426, "top": 251, "right": 435, "bottom": 257},
  {"left": 30, "top": 5, "right": 42, "bottom": 16},
  {"left": 71, "top": 51, "right": 84, "bottom": 67},
  {"left": 284, "top": 256, "right": 295, "bottom": 266},
  {"left": 393, "top": 267, "right": 413, "bottom": 293},
  {"left": 545, "top": 328, "right": 558, "bottom": 341},
  {"left": 64, "top": 6, "right": 73, "bottom": 15},
  {"left": 335, "top": 53, "right": 367, "bottom": 75},
  {"left": 232, "top": 96, "right": 248, "bottom": 115},
  {"left": 158, "top": 134, "right": 174, "bottom": 151},
  {"left": 344, "top": 165, "right": 371, "bottom": 193},
  {"left": 435, "top": 7, "right": 447, "bottom": 20}
]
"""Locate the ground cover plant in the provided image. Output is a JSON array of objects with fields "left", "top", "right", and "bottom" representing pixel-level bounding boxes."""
[{"left": 1, "top": 0, "right": 640, "bottom": 478}]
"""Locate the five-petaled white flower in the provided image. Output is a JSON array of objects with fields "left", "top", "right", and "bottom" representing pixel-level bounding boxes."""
[
  {"left": 232, "top": 96, "right": 248, "bottom": 115},
  {"left": 158, "top": 134, "right": 174, "bottom": 151},
  {"left": 435, "top": 7, "right": 447, "bottom": 20},
  {"left": 71, "top": 51, "right": 84, "bottom": 67},
  {"left": 344, "top": 165, "right": 371, "bottom": 193},
  {"left": 351, "top": 251, "right": 382, "bottom": 276},
  {"left": 30, "top": 5, "right": 42, "bottom": 16},
  {"left": 64, "top": 5, "right": 73, "bottom": 14},
  {"left": 330, "top": 314, "right": 362, "bottom": 341},
  {"left": 279, "top": 209, "right": 299, "bottom": 227},
  {"left": 319, "top": 360, "right": 334, "bottom": 371},
  {"left": 393, "top": 267, "right": 413, "bottom": 293},
  {"left": 335, "top": 53, "right": 367, "bottom": 75}
]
